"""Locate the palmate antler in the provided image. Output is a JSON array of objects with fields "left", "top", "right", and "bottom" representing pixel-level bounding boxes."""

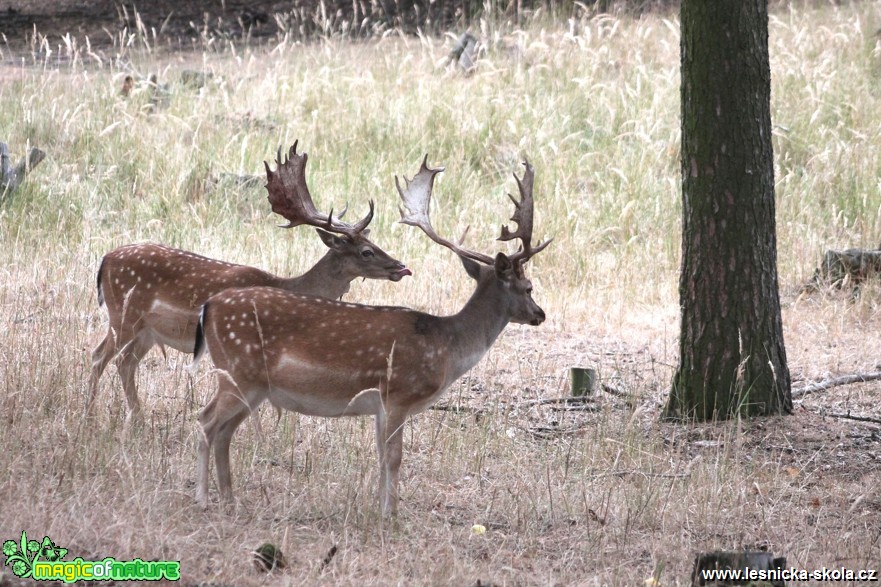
[
  {"left": 265, "top": 141, "right": 374, "bottom": 237},
  {"left": 397, "top": 156, "right": 551, "bottom": 268},
  {"left": 396, "top": 156, "right": 494, "bottom": 265},
  {"left": 500, "top": 160, "right": 552, "bottom": 269}
]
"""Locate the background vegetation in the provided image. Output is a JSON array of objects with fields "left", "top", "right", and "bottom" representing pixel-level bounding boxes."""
[{"left": 0, "top": 1, "right": 880, "bottom": 584}]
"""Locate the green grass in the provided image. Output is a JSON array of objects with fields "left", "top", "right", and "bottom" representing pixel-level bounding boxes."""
[{"left": 1, "top": 2, "right": 881, "bottom": 585}]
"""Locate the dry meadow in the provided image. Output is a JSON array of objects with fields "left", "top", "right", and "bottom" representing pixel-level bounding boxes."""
[{"left": 1, "top": 2, "right": 881, "bottom": 585}]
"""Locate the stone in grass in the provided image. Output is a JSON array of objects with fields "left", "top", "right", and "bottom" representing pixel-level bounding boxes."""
[{"left": 253, "top": 543, "right": 287, "bottom": 573}]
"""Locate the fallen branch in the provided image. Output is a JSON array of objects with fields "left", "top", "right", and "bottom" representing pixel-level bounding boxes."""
[
  {"left": 429, "top": 404, "right": 483, "bottom": 414},
  {"left": 319, "top": 544, "right": 338, "bottom": 571},
  {"left": 793, "top": 371, "right": 881, "bottom": 398},
  {"left": 588, "top": 469, "right": 691, "bottom": 480},
  {"left": 550, "top": 404, "right": 599, "bottom": 412},
  {"left": 826, "top": 412, "right": 881, "bottom": 426},
  {"left": 1, "top": 142, "right": 46, "bottom": 194},
  {"left": 601, "top": 383, "right": 628, "bottom": 397},
  {"left": 527, "top": 425, "right": 593, "bottom": 438},
  {"left": 518, "top": 396, "right": 597, "bottom": 408}
]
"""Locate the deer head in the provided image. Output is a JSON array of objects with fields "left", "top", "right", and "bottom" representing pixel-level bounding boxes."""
[
  {"left": 397, "top": 156, "right": 550, "bottom": 325},
  {"left": 267, "top": 141, "right": 411, "bottom": 283}
]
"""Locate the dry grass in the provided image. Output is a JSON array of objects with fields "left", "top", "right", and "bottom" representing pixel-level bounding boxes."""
[{"left": 1, "top": 2, "right": 881, "bottom": 585}]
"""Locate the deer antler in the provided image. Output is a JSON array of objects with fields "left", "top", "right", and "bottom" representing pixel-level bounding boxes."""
[
  {"left": 398, "top": 156, "right": 551, "bottom": 268},
  {"left": 501, "top": 159, "right": 552, "bottom": 267},
  {"left": 265, "top": 141, "right": 373, "bottom": 237},
  {"left": 397, "top": 156, "right": 494, "bottom": 265}
]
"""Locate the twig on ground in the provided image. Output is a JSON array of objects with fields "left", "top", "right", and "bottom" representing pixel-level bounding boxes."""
[
  {"left": 518, "top": 396, "right": 597, "bottom": 408},
  {"left": 826, "top": 412, "right": 881, "bottom": 426},
  {"left": 550, "top": 404, "right": 599, "bottom": 412},
  {"left": 601, "top": 384, "right": 627, "bottom": 397},
  {"left": 587, "top": 469, "right": 691, "bottom": 480},
  {"left": 429, "top": 404, "right": 483, "bottom": 414},
  {"left": 793, "top": 371, "right": 881, "bottom": 398},
  {"left": 320, "top": 545, "right": 338, "bottom": 571},
  {"left": 527, "top": 425, "right": 593, "bottom": 438}
]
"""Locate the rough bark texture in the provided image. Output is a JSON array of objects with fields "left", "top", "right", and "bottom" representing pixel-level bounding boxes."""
[{"left": 666, "top": 0, "right": 792, "bottom": 421}]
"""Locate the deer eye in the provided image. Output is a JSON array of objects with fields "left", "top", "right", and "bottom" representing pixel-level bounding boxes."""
[{"left": 361, "top": 248, "right": 375, "bottom": 258}]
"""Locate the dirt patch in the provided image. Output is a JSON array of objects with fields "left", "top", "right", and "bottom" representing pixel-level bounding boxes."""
[
  {"left": 1, "top": 0, "right": 290, "bottom": 50},
  {"left": 0, "top": 0, "right": 486, "bottom": 52}
]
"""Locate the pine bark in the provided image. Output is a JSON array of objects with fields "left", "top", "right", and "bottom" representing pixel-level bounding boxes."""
[{"left": 666, "top": 0, "right": 792, "bottom": 421}]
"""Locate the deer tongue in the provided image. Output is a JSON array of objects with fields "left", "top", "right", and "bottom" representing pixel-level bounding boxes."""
[{"left": 390, "top": 267, "right": 413, "bottom": 282}]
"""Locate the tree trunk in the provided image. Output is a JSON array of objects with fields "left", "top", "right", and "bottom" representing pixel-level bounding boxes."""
[{"left": 666, "top": 0, "right": 792, "bottom": 421}]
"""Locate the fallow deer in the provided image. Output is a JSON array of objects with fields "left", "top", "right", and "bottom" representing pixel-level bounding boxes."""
[
  {"left": 193, "top": 156, "right": 551, "bottom": 516},
  {"left": 88, "top": 142, "right": 411, "bottom": 418}
]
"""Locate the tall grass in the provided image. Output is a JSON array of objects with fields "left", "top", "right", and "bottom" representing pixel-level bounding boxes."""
[{"left": 1, "top": 2, "right": 880, "bottom": 585}]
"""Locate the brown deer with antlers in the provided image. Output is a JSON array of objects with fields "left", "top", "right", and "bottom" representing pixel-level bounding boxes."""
[
  {"left": 88, "top": 142, "right": 410, "bottom": 418},
  {"left": 193, "top": 156, "right": 551, "bottom": 516}
]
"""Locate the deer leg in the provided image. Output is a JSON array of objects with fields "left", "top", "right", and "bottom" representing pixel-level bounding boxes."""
[
  {"left": 86, "top": 327, "right": 118, "bottom": 413},
  {"left": 214, "top": 407, "right": 250, "bottom": 503},
  {"left": 198, "top": 379, "right": 251, "bottom": 505},
  {"left": 196, "top": 393, "right": 218, "bottom": 507},
  {"left": 375, "top": 409, "right": 407, "bottom": 517},
  {"left": 115, "top": 330, "right": 154, "bottom": 417}
]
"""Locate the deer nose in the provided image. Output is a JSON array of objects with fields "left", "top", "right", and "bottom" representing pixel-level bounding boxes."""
[{"left": 530, "top": 308, "right": 546, "bottom": 326}]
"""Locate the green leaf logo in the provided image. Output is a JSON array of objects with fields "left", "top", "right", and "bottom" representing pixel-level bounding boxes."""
[
  {"left": 39, "top": 536, "right": 67, "bottom": 562},
  {"left": 2, "top": 531, "right": 33, "bottom": 578},
  {"left": 1, "top": 541, "right": 16, "bottom": 557},
  {"left": 2, "top": 532, "right": 68, "bottom": 578}
]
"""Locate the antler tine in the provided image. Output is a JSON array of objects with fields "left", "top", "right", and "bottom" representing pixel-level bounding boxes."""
[
  {"left": 397, "top": 156, "right": 495, "bottom": 265},
  {"left": 501, "top": 159, "right": 552, "bottom": 265},
  {"left": 349, "top": 199, "right": 374, "bottom": 234},
  {"left": 264, "top": 141, "right": 372, "bottom": 236}
]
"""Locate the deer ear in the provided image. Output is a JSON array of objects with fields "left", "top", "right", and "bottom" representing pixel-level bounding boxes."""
[
  {"left": 494, "top": 252, "right": 514, "bottom": 280},
  {"left": 316, "top": 228, "right": 346, "bottom": 250},
  {"left": 459, "top": 255, "right": 482, "bottom": 281}
]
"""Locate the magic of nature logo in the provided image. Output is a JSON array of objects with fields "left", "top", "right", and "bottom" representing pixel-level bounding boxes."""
[{"left": 2, "top": 531, "right": 180, "bottom": 583}]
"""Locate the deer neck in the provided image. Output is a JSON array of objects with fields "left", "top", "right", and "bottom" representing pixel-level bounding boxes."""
[
  {"left": 277, "top": 251, "right": 351, "bottom": 300},
  {"left": 439, "top": 278, "right": 511, "bottom": 382}
]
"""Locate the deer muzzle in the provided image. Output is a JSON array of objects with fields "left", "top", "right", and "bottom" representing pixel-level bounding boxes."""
[
  {"left": 529, "top": 308, "right": 546, "bottom": 326},
  {"left": 389, "top": 264, "right": 412, "bottom": 282}
]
